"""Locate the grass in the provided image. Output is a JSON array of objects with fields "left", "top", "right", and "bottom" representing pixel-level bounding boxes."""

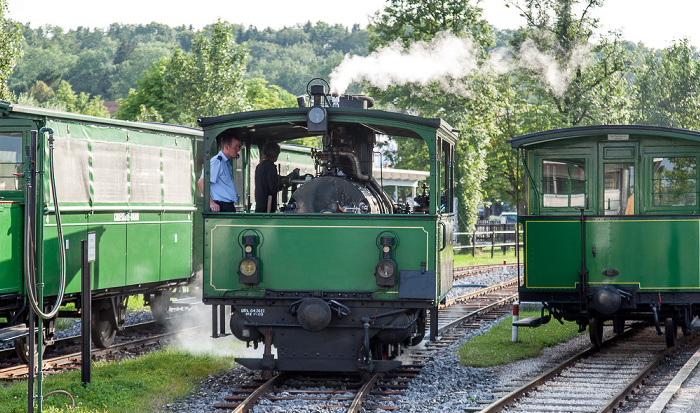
[
  {"left": 0, "top": 346, "right": 238, "bottom": 413},
  {"left": 454, "top": 248, "right": 522, "bottom": 267},
  {"left": 456, "top": 309, "right": 583, "bottom": 367}
]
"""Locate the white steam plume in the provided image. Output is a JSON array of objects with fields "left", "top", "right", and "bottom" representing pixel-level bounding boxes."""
[
  {"left": 330, "top": 31, "right": 592, "bottom": 98},
  {"left": 330, "top": 31, "right": 479, "bottom": 96}
]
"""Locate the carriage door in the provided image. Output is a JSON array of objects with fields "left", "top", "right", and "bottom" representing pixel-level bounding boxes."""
[
  {"left": 599, "top": 140, "right": 637, "bottom": 215},
  {"left": 0, "top": 130, "right": 25, "bottom": 294}
]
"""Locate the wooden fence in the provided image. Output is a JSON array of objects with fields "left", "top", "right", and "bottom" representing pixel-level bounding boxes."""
[{"left": 454, "top": 223, "right": 523, "bottom": 258}]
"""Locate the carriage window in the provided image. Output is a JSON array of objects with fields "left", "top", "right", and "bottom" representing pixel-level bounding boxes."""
[
  {"left": 542, "top": 159, "right": 586, "bottom": 208},
  {"left": 0, "top": 132, "right": 22, "bottom": 191},
  {"left": 652, "top": 157, "right": 697, "bottom": 206},
  {"left": 604, "top": 163, "right": 634, "bottom": 215}
]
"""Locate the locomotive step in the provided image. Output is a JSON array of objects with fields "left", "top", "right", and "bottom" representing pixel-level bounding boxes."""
[{"left": 512, "top": 316, "right": 543, "bottom": 328}]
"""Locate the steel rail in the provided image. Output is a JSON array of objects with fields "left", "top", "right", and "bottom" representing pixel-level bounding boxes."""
[
  {"left": 348, "top": 372, "right": 381, "bottom": 413},
  {"left": 481, "top": 327, "right": 696, "bottom": 413},
  {"left": 597, "top": 331, "right": 699, "bottom": 413},
  {"left": 443, "top": 277, "right": 518, "bottom": 308},
  {"left": 231, "top": 372, "right": 288, "bottom": 413},
  {"left": 0, "top": 324, "right": 205, "bottom": 379}
]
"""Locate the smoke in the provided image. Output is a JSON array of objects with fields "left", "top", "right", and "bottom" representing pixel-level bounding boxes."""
[
  {"left": 329, "top": 31, "right": 592, "bottom": 98},
  {"left": 330, "top": 31, "right": 480, "bottom": 96},
  {"left": 167, "top": 302, "right": 273, "bottom": 359},
  {"left": 517, "top": 38, "right": 591, "bottom": 97}
]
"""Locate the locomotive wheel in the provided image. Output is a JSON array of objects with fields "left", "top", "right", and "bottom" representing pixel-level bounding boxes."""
[
  {"left": 588, "top": 317, "right": 604, "bottom": 347},
  {"left": 150, "top": 290, "right": 171, "bottom": 325},
  {"left": 665, "top": 318, "right": 677, "bottom": 347},
  {"left": 91, "top": 305, "right": 117, "bottom": 348}
]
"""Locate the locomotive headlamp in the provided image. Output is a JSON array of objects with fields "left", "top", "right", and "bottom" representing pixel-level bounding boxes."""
[
  {"left": 375, "top": 236, "right": 397, "bottom": 287},
  {"left": 307, "top": 84, "right": 328, "bottom": 133},
  {"left": 239, "top": 257, "right": 259, "bottom": 277},
  {"left": 238, "top": 235, "right": 260, "bottom": 285}
]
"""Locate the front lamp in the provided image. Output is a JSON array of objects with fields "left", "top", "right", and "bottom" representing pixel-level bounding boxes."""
[
  {"left": 238, "top": 234, "right": 260, "bottom": 285},
  {"left": 375, "top": 236, "right": 397, "bottom": 287}
]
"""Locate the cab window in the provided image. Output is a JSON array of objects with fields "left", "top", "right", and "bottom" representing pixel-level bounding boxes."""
[
  {"left": 0, "top": 132, "right": 22, "bottom": 191},
  {"left": 542, "top": 159, "right": 586, "bottom": 208}
]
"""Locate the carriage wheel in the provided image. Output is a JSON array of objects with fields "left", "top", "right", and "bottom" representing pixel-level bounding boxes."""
[
  {"left": 91, "top": 302, "right": 117, "bottom": 348},
  {"left": 665, "top": 317, "right": 677, "bottom": 347},
  {"left": 14, "top": 334, "right": 45, "bottom": 365},
  {"left": 589, "top": 317, "right": 604, "bottom": 347},
  {"left": 150, "top": 290, "right": 171, "bottom": 325}
]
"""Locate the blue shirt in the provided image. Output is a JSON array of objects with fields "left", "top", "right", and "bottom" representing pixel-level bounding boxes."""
[{"left": 201, "top": 150, "right": 238, "bottom": 203}]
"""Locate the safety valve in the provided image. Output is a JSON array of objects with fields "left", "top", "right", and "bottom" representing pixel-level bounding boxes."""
[
  {"left": 238, "top": 235, "right": 260, "bottom": 285},
  {"left": 375, "top": 236, "right": 397, "bottom": 287}
]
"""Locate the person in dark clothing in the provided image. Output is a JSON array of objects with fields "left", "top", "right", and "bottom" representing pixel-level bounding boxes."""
[{"left": 255, "top": 142, "right": 299, "bottom": 212}]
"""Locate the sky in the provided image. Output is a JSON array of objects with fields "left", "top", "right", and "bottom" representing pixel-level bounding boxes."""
[{"left": 5, "top": 0, "right": 700, "bottom": 50}]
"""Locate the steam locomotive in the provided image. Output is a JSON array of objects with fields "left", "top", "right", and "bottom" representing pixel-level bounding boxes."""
[{"left": 199, "top": 82, "right": 457, "bottom": 373}]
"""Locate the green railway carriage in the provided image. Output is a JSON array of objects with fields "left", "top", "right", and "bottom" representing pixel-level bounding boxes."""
[
  {"left": 199, "top": 86, "right": 456, "bottom": 373},
  {"left": 0, "top": 102, "right": 201, "bottom": 356},
  {"left": 512, "top": 125, "right": 700, "bottom": 347}
]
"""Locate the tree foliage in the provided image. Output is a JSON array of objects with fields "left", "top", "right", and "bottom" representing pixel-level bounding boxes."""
[
  {"left": 116, "top": 20, "right": 247, "bottom": 126},
  {"left": 368, "top": 0, "right": 496, "bottom": 229},
  {"left": 633, "top": 39, "right": 700, "bottom": 129},
  {"left": 506, "top": 0, "right": 631, "bottom": 126},
  {"left": 0, "top": 0, "right": 22, "bottom": 100}
]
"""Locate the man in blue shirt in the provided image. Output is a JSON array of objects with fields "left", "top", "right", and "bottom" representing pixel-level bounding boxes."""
[{"left": 198, "top": 134, "right": 241, "bottom": 212}]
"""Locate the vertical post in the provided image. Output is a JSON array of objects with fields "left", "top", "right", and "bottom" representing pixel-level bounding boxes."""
[
  {"left": 491, "top": 226, "right": 495, "bottom": 258},
  {"left": 219, "top": 305, "right": 227, "bottom": 336},
  {"left": 429, "top": 305, "right": 438, "bottom": 342},
  {"left": 28, "top": 309, "right": 35, "bottom": 412},
  {"left": 81, "top": 240, "right": 92, "bottom": 384},
  {"left": 512, "top": 302, "right": 520, "bottom": 343},
  {"left": 471, "top": 229, "right": 476, "bottom": 257},
  {"left": 211, "top": 305, "right": 219, "bottom": 338}
]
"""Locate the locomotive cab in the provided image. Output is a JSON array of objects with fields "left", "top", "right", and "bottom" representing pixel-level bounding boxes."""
[{"left": 199, "top": 81, "right": 457, "bottom": 373}]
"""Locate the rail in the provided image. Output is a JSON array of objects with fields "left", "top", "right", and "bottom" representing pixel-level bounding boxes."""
[{"left": 454, "top": 225, "right": 523, "bottom": 258}]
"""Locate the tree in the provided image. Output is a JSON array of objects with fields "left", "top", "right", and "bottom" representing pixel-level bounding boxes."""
[
  {"left": 506, "top": 0, "right": 632, "bottom": 126},
  {"left": 0, "top": 0, "right": 22, "bottom": 100},
  {"left": 367, "top": 0, "right": 497, "bottom": 229},
  {"left": 117, "top": 20, "right": 248, "bottom": 126},
  {"left": 633, "top": 39, "right": 700, "bottom": 130}
]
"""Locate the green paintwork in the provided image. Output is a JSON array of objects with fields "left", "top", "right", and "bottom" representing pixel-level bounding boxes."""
[
  {"left": 0, "top": 102, "right": 202, "bottom": 299},
  {"left": 0, "top": 203, "right": 22, "bottom": 294},
  {"left": 204, "top": 214, "right": 439, "bottom": 297},
  {"left": 521, "top": 217, "right": 700, "bottom": 292},
  {"left": 514, "top": 125, "right": 700, "bottom": 298}
]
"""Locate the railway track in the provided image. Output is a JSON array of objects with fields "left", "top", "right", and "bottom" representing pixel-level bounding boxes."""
[
  {"left": 482, "top": 326, "right": 699, "bottom": 412},
  {"left": 453, "top": 263, "right": 520, "bottom": 281},
  {"left": 214, "top": 276, "right": 519, "bottom": 412},
  {"left": 0, "top": 314, "right": 207, "bottom": 380}
]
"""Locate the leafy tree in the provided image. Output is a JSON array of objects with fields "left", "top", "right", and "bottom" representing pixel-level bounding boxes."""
[
  {"left": 245, "top": 77, "right": 297, "bottom": 110},
  {"left": 117, "top": 20, "right": 248, "bottom": 126},
  {"left": 506, "top": 0, "right": 632, "bottom": 126},
  {"left": 29, "top": 80, "right": 54, "bottom": 102},
  {"left": 632, "top": 39, "right": 700, "bottom": 130},
  {"left": 367, "top": 0, "right": 496, "bottom": 229},
  {"left": 0, "top": 0, "right": 22, "bottom": 100}
]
